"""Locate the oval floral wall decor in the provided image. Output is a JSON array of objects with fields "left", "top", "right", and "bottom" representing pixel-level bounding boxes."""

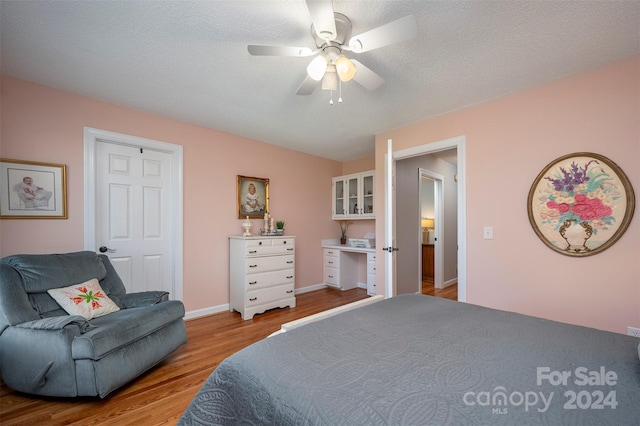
[{"left": 527, "top": 152, "right": 635, "bottom": 257}]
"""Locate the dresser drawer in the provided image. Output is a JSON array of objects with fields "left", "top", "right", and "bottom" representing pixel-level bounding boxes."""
[
  {"left": 246, "top": 283, "right": 295, "bottom": 306},
  {"left": 245, "top": 255, "right": 294, "bottom": 274},
  {"left": 245, "top": 269, "right": 294, "bottom": 290},
  {"left": 246, "top": 238, "right": 295, "bottom": 256}
]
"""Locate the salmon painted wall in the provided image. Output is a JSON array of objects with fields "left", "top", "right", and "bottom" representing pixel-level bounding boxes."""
[
  {"left": 0, "top": 76, "right": 344, "bottom": 314},
  {"left": 375, "top": 56, "right": 639, "bottom": 334}
]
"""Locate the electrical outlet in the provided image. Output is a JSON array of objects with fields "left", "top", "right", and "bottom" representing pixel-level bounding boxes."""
[{"left": 627, "top": 326, "right": 640, "bottom": 338}]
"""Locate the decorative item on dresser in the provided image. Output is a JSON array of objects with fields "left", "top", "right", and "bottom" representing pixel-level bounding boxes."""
[
  {"left": 241, "top": 216, "right": 253, "bottom": 236},
  {"left": 229, "top": 236, "right": 296, "bottom": 320}
]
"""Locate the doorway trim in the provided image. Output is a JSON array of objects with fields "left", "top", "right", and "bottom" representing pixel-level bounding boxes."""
[
  {"left": 83, "top": 127, "right": 184, "bottom": 301},
  {"left": 393, "top": 135, "right": 466, "bottom": 302}
]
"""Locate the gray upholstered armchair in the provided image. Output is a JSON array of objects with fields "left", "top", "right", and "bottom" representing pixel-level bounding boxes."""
[{"left": 0, "top": 251, "right": 187, "bottom": 398}]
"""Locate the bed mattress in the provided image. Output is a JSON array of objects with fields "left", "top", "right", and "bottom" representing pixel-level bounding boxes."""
[{"left": 179, "top": 294, "right": 640, "bottom": 425}]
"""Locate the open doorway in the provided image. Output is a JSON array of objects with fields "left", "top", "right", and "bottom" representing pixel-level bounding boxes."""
[{"left": 394, "top": 149, "right": 459, "bottom": 300}]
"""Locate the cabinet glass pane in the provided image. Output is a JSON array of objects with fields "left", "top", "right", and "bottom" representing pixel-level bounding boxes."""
[
  {"left": 348, "top": 178, "right": 359, "bottom": 214},
  {"left": 335, "top": 180, "right": 344, "bottom": 215},
  {"left": 363, "top": 175, "right": 374, "bottom": 215}
]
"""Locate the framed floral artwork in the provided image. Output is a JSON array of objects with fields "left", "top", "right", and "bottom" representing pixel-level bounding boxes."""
[
  {"left": 0, "top": 158, "right": 67, "bottom": 219},
  {"left": 237, "top": 175, "right": 269, "bottom": 219},
  {"left": 527, "top": 152, "right": 635, "bottom": 256}
]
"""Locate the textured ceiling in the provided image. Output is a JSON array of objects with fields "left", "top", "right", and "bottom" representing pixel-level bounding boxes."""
[{"left": 1, "top": 1, "right": 638, "bottom": 161}]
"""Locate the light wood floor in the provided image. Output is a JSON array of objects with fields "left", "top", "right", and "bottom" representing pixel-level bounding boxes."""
[
  {"left": 422, "top": 277, "right": 458, "bottom": 300},
  {"left": 0, "top": 286, "right": 456, "bottom": 425}
]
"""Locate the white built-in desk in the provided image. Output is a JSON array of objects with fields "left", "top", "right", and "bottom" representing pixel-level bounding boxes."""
[{"left": 321, "top": 239, "right": 377, "bottom": 296}]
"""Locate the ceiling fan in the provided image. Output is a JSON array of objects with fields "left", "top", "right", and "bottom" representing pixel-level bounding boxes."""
[{"left": 247, "top": 0, "right": 418, "bottom": 99}]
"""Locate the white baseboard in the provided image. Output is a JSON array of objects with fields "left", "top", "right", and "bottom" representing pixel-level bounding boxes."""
[
  {"left": 184, "top": 303, "right": 229, "bottom": 320},
  {"left": 184, "top": 283, "right": 329, "bottom": 320},
  {"left": 443, "top": 278, "right": 458, "bottom": 288},
  {"left": 295, "top": 283, "right": 327, "bottom": 294}
]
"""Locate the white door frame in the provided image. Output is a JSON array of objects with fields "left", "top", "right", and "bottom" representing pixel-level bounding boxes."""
[
  {"left": 384, "top": 139, "right": 395, "bottom": 298},
  {"left": 83, "top": 127, "right": 184, "bottom": 301},
  {"left": 389, "top": 135, "right": 466, "bottom": 302}
]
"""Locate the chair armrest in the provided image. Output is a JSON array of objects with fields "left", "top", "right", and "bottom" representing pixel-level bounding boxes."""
[
  {"left": 120, "top": 291, "right": 169, "bottom": 308},
  {"left": 15, "top": 315, "right": 95, "bottom": 333}
]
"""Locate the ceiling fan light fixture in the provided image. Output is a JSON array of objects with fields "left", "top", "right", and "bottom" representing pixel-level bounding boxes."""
[
  {"left": 335, "top": 55, "right": 356, "bottom": 82},
  {"left": 321, "top": 66, "right": 338, "bottom": 91},
  {"left": 307, "top": 56, "right": 328, "bottom": 81}
]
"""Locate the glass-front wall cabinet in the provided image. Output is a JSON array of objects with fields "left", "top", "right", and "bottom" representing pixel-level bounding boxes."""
[{"left": 332, "top": 171, "right": 375, "bottom": 219}]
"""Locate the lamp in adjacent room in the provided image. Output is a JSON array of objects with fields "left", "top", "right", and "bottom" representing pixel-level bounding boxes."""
[{"left": 421, "top": 218, "right": 434, "bottom": 244}]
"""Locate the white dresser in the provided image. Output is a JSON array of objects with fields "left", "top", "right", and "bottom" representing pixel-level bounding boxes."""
[{"left": 229, "top": 236, "right": 296, "bottom": 320}]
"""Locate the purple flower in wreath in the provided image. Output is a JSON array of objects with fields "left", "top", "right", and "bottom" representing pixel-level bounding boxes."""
[{"left": 544, "top": 160, "right": 597, "bottom": 192}]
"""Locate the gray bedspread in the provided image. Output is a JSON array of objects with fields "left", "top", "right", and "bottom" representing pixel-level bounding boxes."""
[{"left": 179, "top": 294, "right": 640, "bottom": 425}]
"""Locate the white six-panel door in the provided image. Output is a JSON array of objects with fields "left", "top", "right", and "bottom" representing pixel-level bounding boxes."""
[{"left": 96, "top": 142, "right": 173, "bottom": 295}]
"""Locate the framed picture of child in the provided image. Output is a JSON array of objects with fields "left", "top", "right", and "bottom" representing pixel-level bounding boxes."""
[
  {"left": 0, "top": 158, "right": 67, "bottom": 219},
  {"left": 237, "top": 175, "right": 269, "bottom": 219}
]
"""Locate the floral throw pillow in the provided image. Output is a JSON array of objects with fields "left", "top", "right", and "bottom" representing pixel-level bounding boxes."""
[{"left": 47, "top": 278, "right": 120, "bottom": 320}]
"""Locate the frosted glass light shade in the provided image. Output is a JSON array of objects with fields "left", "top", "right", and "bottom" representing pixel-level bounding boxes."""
[
  {"left": 321, "top": 69, "right": 338, "bottom": 90},
  {"left": 335, "top": 55, "right": 356, "bottom": 82},
  {"left": 307, "top": 56, "right": 328, "bottom": 81}
]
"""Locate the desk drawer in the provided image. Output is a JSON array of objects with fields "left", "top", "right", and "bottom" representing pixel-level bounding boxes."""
[
  {"left": 324, "top": 267, "right": 339, "bottom": 287},
  {"left": 367, "top": 261, "right": 376, "bottom": 275},
  {"left": 324, "top": 255, "right": 339, "bottom": 268}
]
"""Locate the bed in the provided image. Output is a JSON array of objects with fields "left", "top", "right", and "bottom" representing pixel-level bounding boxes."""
[{"left": 179, "top": 294, "right": 640, "bottom": 425}]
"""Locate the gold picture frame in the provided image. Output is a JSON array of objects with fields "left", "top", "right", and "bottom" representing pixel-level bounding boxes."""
[
  {"left": 0, "top": 158, "right": 68, "bottom": 219},
  {"left": 527, "top": 152, "right": 635, "bottom": 256},
  {"left": 237, "top": 175, "right": 269, "bottom": 219}
]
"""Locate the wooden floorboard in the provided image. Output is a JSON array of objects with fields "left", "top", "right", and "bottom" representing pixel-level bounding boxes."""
[
  {"left": 422, "top": 278, "right": 458, "bottom": 300},
  {"left": 0, "top": 285, "right": 457, "bottom": 425}
]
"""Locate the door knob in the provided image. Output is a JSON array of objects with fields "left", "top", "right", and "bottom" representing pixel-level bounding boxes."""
[{"left": 99, "top": 246, "right": 115, "bottom": 253}]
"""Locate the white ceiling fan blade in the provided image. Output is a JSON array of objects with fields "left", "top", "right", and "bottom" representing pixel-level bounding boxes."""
[
  {"left": 248, "top": 45, "right": 316, "bottom": 57},
  {"left": 305, "top": 0, "right": 336, "bottom": 41},
  {"left": 296, "top": 75, "right": 317, "bottom": 95},
  {"left": 348, "top": 15, "right": 417, "bottom": 53},
  {"left": 351, "top": 60, "right": 384, "bottom": 91}
]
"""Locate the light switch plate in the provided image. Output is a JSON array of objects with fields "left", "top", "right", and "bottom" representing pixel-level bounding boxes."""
[{"left": 483, "top": 226, "right": 493, "bottom": 240}]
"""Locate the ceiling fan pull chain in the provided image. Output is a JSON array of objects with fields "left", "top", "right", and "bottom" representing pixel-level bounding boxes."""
[
  {"left": 329, "top": 90, "right": 334, "bottom": 105},
  {"left": 338, "top": 79, "right": 343, "bottom": 103}
]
